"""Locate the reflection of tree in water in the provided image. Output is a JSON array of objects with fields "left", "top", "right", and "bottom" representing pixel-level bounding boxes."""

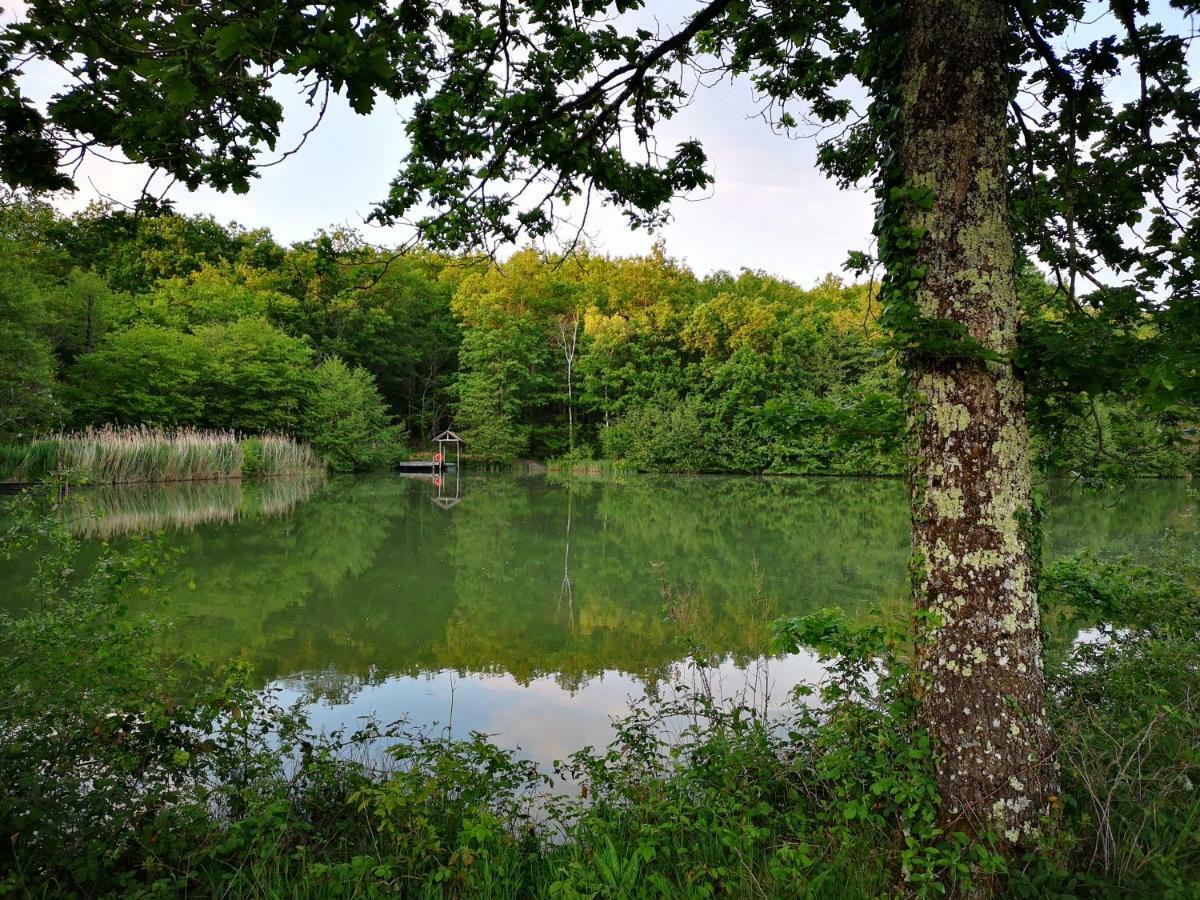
[
  {"left": 556, "top": 483, "right": 574, "bottom": 629},
  {"left": 279, "top": 666, "right": 377, "bottom": 706},
  {"left": 33, "top": 474, "right": 1194, "bottom": 700},
  {"left": 438, "top": 476, "right": 912, "bottom": 689},
  {"left": 1040, "top": 481, "right": 1197, "bottom": 559},
  {"left": 112, "top": 476, "right": 414, "bottom": 680}
]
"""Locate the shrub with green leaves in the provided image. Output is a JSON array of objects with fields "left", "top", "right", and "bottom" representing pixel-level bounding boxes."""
[
  {"left": 70, "top": 319, "right": 313, "bottom": 432},
  {"left": 300, "top": 356, "right": 400, "bottom": 472},
  {"left": 600, "top": 395, "right": 720, "bottom": 473},
  {"left": 1030, "top": 542, "right": 1200, "bottom": 896}
]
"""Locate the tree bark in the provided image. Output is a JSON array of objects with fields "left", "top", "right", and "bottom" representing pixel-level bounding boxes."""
[
  {"left": 558, "top": 315, "right": 580, "bottom": 453},
  {"left": 900, "top": 0, "right": 1055, "bottom": 844}
]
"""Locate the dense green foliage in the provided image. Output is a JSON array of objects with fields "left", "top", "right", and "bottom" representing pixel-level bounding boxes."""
[
  {"left": 1, "top": 489, "right": 1196, "bottom": 897},
  {"left": 0, "top": 244, "right": 59, "bottom": 438},
  {"left": 72, "top": 320, "right": 314, "bottom": 431},
  {"left": 2, "top": 197, "right": 1190, "bottom": 476},
  {"left": 3, "top": 0, "right": 1192, "bottom": 429},
  {"left": 0, "top": 198, "right": 427, "bottom": 469},
  {"left": 301, "top": 357, "right": 401, "bottom": 473}
]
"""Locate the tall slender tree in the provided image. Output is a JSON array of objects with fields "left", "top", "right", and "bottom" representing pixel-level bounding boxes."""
[{"left": 4, "top": 0, "right": 1197, "bottom": 855}]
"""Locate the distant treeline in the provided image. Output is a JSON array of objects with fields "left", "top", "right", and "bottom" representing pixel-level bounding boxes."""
[{"left": 1, "top": 195, "right": 1193, "bottom": 476}]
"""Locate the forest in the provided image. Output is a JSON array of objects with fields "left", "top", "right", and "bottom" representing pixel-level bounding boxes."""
[{"left": 2, "top": 194, "right": 1194, "bottom": 478}]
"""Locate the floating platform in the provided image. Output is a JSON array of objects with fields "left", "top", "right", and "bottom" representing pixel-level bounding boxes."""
[{"left": 394, "top": 460, "right": 458, "bottom": 474}]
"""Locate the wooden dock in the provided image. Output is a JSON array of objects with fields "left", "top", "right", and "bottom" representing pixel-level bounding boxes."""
[{"left": 394, "top": 460, "right": 457, "bottom": 474}]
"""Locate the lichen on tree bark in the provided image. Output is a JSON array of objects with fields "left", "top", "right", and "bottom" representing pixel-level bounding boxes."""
[{"left": 899, "top": 0, "right": 1056, "bottom": 843}]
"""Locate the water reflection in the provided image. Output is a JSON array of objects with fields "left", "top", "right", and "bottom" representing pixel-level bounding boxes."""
[
  {"left": 431, "top": 468, "right": 464, "bottom": 510},
  {"left": 59, "top": 475, "right": 325, "bottom": 539},
  {"left": 2, "top": 473, "right": 1193, "bottom": 766},
  {"left": 277, "top": 652, "right": 831, "bottom": 765},
  {"left": 19, "top": 475, "right": 1196, "bottom": 688}
]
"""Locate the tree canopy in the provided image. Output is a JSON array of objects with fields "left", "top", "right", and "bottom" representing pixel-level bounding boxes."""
[{"left": 1, "top": 0, "right": 1194, "bottom": 419}]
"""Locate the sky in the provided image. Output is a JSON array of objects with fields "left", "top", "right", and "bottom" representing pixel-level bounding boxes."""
[
  {"left": 8, "top": 1, "right": 1193, "bottom": 287},
  {"left": 10, "top": 1, "right": 876, "bottom": 287}
]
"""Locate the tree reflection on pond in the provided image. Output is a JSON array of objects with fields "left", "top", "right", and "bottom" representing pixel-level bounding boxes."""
[{"left": 3, "top": 473, "right": 1192, "bottom": 764}]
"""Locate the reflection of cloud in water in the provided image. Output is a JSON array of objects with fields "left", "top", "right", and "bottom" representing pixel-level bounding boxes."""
[{"left": 273, "top": 650, "right": 828, "bottom": 771}]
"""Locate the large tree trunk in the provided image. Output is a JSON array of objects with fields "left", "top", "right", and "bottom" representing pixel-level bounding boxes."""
[{"left": 900, "top": 0, "right": 1055, "bottom": 844}]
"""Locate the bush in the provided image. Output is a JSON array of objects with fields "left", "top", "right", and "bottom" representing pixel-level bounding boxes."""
[
  {"left": 600, "top": 395, "right": 719, "bottom": 473},
  {"left": 69, "top": 324, "right": 212, "bottom": 425},
  {"left": 1028, "top": 541, "right": 1200, "bottom": 896},
  {"left": 70, "top": 319, "right": 313, "bottom": 432},
  {"left": 300, "top": 356, "right": 400, "bottom": 472}
]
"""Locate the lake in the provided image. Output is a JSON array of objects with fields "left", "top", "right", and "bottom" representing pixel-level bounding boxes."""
[{"left": 2, "top": 474, "right": 1194, "bottom": 766}]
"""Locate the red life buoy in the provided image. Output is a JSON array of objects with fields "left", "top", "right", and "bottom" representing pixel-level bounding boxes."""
[
  {"left": 433, "top": 451, "right": 444, "bottom": 464},
  {"left": 433, "top": 476, "right": 443, "bottom": 488}
]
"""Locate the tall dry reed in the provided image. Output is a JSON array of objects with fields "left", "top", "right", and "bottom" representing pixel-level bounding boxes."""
[
  {"left": 1, "top": 426, "right": 324, "bottom": 484},
  {"left": 59, "top": 426, "right": 243, "bottom": 483}
]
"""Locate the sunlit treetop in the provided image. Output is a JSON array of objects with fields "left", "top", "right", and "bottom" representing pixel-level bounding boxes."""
[{"left": 1, "top": 0, "right": 1197, "bottom": 398}]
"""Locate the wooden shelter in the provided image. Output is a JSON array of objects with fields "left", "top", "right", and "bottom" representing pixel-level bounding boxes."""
[{"left": 432, "top": 429, "right": 463, "bottom": 473}]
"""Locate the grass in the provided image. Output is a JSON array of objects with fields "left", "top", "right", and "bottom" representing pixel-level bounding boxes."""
[
  {"left": 241, "top": 433, "right": 324, "bottom": 478},
  {"left": 0, "top": 425, "right": 323, "bottom": 484},
  {"left": 0, "top": 439, "right": 59, "bottom": 482}
]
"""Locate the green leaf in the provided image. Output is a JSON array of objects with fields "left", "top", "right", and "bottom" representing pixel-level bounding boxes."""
[{"left": 214, "top": 23, "right": 249, "bottom": 59}]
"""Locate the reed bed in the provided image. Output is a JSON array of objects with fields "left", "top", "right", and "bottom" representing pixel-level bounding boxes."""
[
  {"left": 241, "top": 433, "right": 323, "bottom": 478},
  {"left": 0, "top": 426, "right": 324, "bottom": 485},
  {"left": 60, "top": 426, "right": 244, "bottom": 483}
]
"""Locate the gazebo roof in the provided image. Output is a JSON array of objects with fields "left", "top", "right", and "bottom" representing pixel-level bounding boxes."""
[{"left": 433, "top": 429, "right": 463, "bottom": 443}]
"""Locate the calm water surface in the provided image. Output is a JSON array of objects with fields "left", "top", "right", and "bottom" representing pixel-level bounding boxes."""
[{"left": 2, "top": 474, "right": 1194, "bottom": 765}]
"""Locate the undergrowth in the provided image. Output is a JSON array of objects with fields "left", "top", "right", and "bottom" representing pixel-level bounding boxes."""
[{"left": 1, "top": 490, "right": 1196, "bottom": 897}]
